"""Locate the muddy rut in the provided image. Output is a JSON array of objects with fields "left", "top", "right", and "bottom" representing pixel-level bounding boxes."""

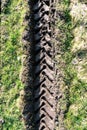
[
  {"left": 33, "top": 1, "right": 56, "bottom": 130},
  {"left": 22, "top": 0, "right": 57, "bottom": 130}
]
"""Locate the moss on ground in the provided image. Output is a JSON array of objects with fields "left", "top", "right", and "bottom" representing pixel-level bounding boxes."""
[{"left": 0, "top": 0, "right": 28, "bottom": 129}]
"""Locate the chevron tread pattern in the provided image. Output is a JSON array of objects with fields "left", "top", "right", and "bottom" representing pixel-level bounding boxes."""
[{"left": 33, "top": 0, "right": 56, "bottom": 130}]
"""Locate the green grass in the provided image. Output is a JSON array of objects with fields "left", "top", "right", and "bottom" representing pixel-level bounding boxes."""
[
  {"left": 63, "top": 1, "right": 87, "bottom": 130},
  {"left": 56, "top": 0, "right": 87, "bottom": 130},
  {"left": 0, "top": 0, "right": 27, "bottom": 129}
]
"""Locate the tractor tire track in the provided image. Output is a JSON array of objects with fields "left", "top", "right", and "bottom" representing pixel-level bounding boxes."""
[
  {"left": 22, "top": 0, "right": 57, "bottom": 130},
  {"left": 33, "top": 0, "right": 56, "bottom": 130}
]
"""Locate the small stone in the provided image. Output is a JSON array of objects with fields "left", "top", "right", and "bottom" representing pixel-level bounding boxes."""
[{"left": 0, "top": 118, "right": 4, "bottom": 124}]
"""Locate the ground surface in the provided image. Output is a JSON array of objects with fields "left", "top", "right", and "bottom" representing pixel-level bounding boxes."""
[{"left": 0, "top": 0, "right": 87, "bottom": 130}]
